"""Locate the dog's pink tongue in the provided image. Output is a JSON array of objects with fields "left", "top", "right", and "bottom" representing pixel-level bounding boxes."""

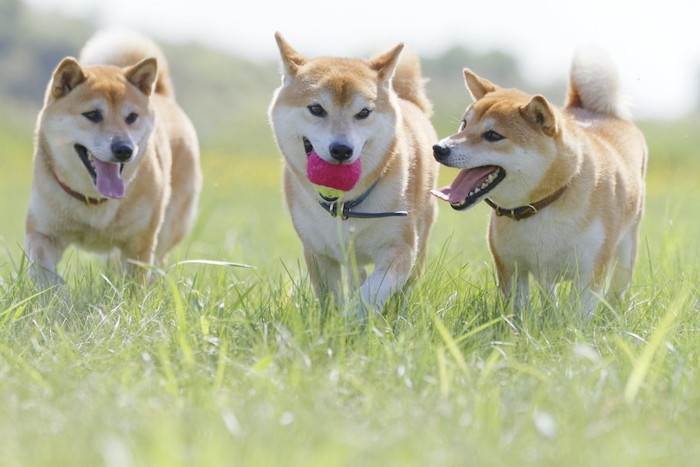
[
  {"left": 93, "top": 159, "right": 125, "bottom": 199},
  {"left": 431, "top": 166, "right": 497, "bottom": 204}
]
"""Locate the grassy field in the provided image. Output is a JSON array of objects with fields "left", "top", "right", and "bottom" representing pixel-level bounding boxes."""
[{"left": 0, "top": 117, "right": 699, "bottom": 467}]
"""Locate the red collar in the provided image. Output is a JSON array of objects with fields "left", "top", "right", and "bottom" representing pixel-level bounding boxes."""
[{"left": 51, "top": 170, "right": 108, "bottom": 206}]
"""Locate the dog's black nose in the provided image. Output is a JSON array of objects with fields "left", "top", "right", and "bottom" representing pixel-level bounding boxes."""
[
  {"left": 433, "top": 144, "right": 451, "bottom": 161},
  {"left": 112, "top": 142, "right": 133, "bottom": 162},
  {"left": 329, "top": 143, "right": 353, "bottom": 162}
]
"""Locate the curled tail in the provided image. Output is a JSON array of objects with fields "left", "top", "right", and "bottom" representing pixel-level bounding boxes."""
[
  {"left": 391, "top": 48, "right": 433, "bottom": 116},
  {"left": 565, "top": 47, "right": 630, "bottom": 120},
  {"left": 79, "top": 29, "right": 174, "bottom": 97}
]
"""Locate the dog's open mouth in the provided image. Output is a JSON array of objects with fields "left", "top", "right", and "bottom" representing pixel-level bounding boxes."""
[
  {"left": 74, "top": 144, "right": 126, "bottom": 199},
  {"left": 303, "top": 137, "right": 313, "bottom": 156},
  {"left": 431, "top": 166, "right": 505, "bottom": 211},
  {"left": 75, "top": 144, "right": 97, "bottom": 183}
]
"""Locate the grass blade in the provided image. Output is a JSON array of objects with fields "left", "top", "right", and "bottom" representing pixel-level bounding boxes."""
[{"left": 624, "top": 288, "right": 686, "bottom": 404}]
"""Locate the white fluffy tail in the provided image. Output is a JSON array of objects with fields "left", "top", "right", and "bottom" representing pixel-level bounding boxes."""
[
  {"left": 79, "top": 29, "right": 174, "bottom": 97},
  {"left": 566, "top": 47, "right": 630, "bottom": 120}
]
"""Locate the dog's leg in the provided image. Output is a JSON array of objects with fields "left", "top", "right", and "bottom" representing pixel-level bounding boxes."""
[
  {"left": 354, "top": 243, "right": 415, "bottom": 318},
  {"left": 491, "top": 237, "right": 530, "bottom": 313},
  {"left": 347, "top": 265, "right": 367, "bottom": 294},
  {"left": 122, "top": 238, "right": 157, "bottom": 284},
  {"left": 413, "top": 208, "right": 436, "bottom": 277},
  {"left": 513, "top": 272, "right": 530, "bottom": 316},
  {"left": 574, "top": 261, "right": 603, "bottom": 321},
  {"left": 103, "top": 248, "right": 122, "bottom": 274},
  {"left": 497, "top": 260, "right": 530, "bottom": 315},
  {"left": 577, "top": 286, "right": 602, "bottom": 322},
  {"left": 305, "top": 248, "right": 342, "bottom": 306},
  {"left": 540, "top": 281, "right": 560, "bottom": 310},
  {"left": 608, "top": 224, "right": 639, "bottom": 299},
  {"left": 25, "top": 230, "right": 65, "bottom": 288}
]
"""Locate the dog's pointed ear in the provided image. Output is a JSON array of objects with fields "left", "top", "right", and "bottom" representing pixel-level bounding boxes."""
[
  {"left": 49, "top": 57, "right": 86, "bottom": 100},
  {"left": 125, "top": 57, "right": 158, "bottom": 96},
  {"left": 463, "top": 68, "right": 498, "bottom": 101},
  {"left": 521, "top": 95, "right": 558, "bottom": 136},
  {"left": 275, "top": 32, "right": 306, "bottom": 80},
  {"left": 370, "top": 43, "right": 404, "bottom": 82}
]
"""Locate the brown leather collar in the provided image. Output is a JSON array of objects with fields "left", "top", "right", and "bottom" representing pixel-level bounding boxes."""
[
  {"left": 485, "top": 185, "right": 568, "bottom": 221},
  {"left": 52, "top": 170, "right": 108, "bottom": 206}
]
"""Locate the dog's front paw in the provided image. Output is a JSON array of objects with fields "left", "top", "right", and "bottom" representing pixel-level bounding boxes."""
[
  {"left": 344, "top": 295, "right": 377, "bottom": 323},
  {"left": 29, "top": 263, "right": 64, "bottom": 289},
  {"left": 28, "top": 266, "right": 72, "bottom": 307}
]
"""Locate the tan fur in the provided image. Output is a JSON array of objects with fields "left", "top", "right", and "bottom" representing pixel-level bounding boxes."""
[
  {"left": 269, "top": 33, "right": 439, "bottom": 317},
  {"left": 25, "top": 30, "right": 201, "bottom": 287},
  {"left": 432, "top": 50, "right": 647, "bottom": 318}
]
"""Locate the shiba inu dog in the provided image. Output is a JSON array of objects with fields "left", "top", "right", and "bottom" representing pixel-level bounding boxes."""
[
  {"left": 431, "top": 49, "right": 647, "bottom": 318},
  {"left": 268, "top": 33, "right": 439, "bottom": 317},
  {"left": 25, "top": 30, "right": 202, "bottom": 287}
]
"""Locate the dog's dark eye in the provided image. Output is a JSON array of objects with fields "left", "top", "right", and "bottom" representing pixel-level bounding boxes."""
[
  {"left": 307, "top": 104, "right": 326, "bottom": 117},
  {"left": 355, "top": 108, "right": 372, "bottom": 120},
  {"left": 459, "top": 120, "right": 467, "bottom": 131},
  {"left": 125, "top": 113, "right": 139, "bottom": 125},
  {"left": 483, "top": 130, "right": 505, "bottom": 142},
  {"left": 82, "top": 110, "right": 103, "bottom": 123}
]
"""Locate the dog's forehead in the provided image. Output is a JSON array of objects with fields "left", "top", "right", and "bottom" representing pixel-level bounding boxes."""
[
  {"left": 462, "top": 103, "right": 494, "bottom": 129},
  {"left": 79, "top": 66, "right": 146, "bottom": 107},
  {"left": 463, "top": 107, "right": 476, "bottom": 122},
  {"left": 467, "top": 90, "right": 530, "bottom": 122},
  {"left": 294, "top": 57, "right": 378, "bottom": 106}
]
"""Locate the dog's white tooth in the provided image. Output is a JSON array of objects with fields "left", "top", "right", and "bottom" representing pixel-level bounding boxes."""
[{"left": 474, "top": 187, "right": 481, "bottom": 194}]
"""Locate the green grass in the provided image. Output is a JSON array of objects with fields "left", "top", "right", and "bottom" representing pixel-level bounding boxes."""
[{"left": 0, "top": 119, "right": 699, "bottom": 466}]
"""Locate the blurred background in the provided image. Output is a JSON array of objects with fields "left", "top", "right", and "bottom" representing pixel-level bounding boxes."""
[
  {"left": 0, "top": 0, "right": 698, "bottom": 273},
  {"left": 4, "top": 0, "right": 700, "bottom": 151}
]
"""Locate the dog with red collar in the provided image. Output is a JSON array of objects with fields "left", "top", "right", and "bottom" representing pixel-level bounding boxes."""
[{"left": 25, "top": 30, "right": 201, "bottom": 287}]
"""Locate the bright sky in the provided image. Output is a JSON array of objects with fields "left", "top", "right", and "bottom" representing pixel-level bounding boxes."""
[{"left": 27, "top": 0, "right": 700, "bottom": 120}]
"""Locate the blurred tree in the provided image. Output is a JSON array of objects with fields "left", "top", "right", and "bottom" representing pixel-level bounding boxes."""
[
  {"left": 423, "top": 45, "right": 565, "bottom": 135},
  {"left": 0, "top": 0, "right": 92, "bottom": 123},
  {"left": 0, "top": 0, "right": 23, "bottom": 39},
  {"left": 696, "top": 65, "right": 700, "bottom": 114}
]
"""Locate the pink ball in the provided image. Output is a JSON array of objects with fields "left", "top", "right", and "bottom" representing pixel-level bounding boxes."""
[{"left": 306, "top": 151, "right": 362, "bottom": 192}]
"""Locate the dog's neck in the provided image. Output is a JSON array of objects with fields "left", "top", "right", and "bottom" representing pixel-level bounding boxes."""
[
  {"left": 38, "top": 138, "right": 108, "bottom": 206},
  {"left": 485, "top": 185, "right": 568, "bottom": 221},
  {"left": 318, "top": 181, "right": 408, "bottom": 220},
  {"left": 51, "top": 170, "right": 108, "bottom": 206}
]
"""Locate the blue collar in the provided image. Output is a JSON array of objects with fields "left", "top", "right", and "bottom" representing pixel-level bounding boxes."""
[{"left": 318, "top": 181, "right": 408, "bottom": 220}]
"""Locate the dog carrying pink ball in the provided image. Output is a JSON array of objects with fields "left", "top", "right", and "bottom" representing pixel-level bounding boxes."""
[{"left": 306, "top": 150, "right": 362, "bottom": 198}]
